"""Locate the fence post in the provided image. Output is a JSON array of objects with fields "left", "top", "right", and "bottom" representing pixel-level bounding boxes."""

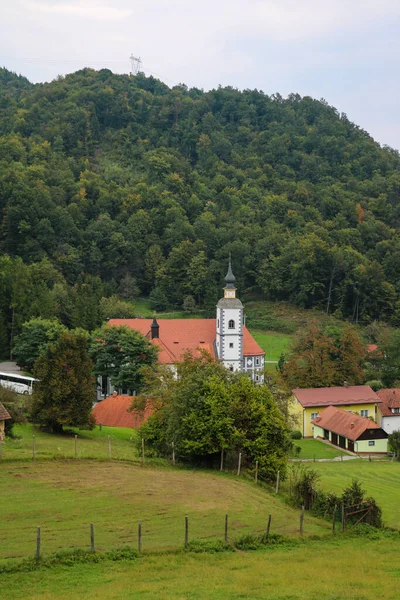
[
  {"left": 90, "top": 523, "right": 95, "bottom": 552},
  {"left": 224, "top": 514, "right": 228, "bottom": 542},
  {"left": 36, "top": 526, "right": 41, "bottom": 559},
  {"left": 74, "top": 435, "right": 77, "bottom": 459},
  {"left": 141, "top": 438, "right": 145, "bottom": 466},
  {"left": 220, "top": 449, "right": 224, "bottom": 472},
  {"left": 313, "top": 454, "right": 316, "bottom": 463},
  {"left": 237, "top": 452, "right": 242, "bottom": 476},
  {"left": 0, "top": 440, "right": 2, "bottom": 460},
  {"left": 332, "top": 504, "right": 337, "bottom": 534},
  {"left": 341, "top": 502, "right": 345, "bottom": 532},
  {"left": 138, "top": 521, "right": 142, "bottom": 553},
  {"left": 172, "top": 442, "right": 175, "bottom": 466},
  {"left": 300, "top": 505, "right": 305, "bottom": 535},
  {"left": 275, "top": 470, "right": 280, "bottom": 494},
  {"left": 108, "top": 435, "right": 111, "bottom": 460},
  {"left": 266, "top": 514, "right": 272, "bottom": 539},
  {"left": 32, "top": 435, "right": 36, "bottom": 461},
  {"left": 255, "top": 460, "right": 258, "bottom": 484},
  {"left": 185, "top": 516, "right": 189, "bottom": 548}
]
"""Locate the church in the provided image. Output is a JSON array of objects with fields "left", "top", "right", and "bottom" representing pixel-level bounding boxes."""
[{"left": 96, "top": 262, "right": 265, "bottom": 401}]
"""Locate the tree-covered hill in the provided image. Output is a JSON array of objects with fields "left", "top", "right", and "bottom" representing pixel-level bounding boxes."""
[{"left": 0, "top": 66, "right": 399, "bottom": 352}]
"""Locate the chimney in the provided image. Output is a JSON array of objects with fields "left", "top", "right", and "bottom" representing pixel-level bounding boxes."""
[
  {"left": 350, "top": 422, "right": 355, "bottom": 429},
  {"left": 343, "top": 381, "right": 348, "bottom": 388},
  {"left": 113, "top": 390, "right": 118, "bottom": 397},
  {"left": 151, "top": 316, "right": 159, "bottom": 339}
]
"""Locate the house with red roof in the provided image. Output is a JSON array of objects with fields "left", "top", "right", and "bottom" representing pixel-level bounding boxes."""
[
  {"left": 0, "top": 401, "right": 11, "bottom": 441},
  {"left": 292, "top": 385, "right": 382, "bottom": 437},
  {"left": 92, "top": 392, "right": 152, "bottom": 429},
  {"left": 312, "top": 406, "right": 388, "bottom": 454},
  {"left": 377, "top": 389, "right": 400, "bottom": 435},
  {"left": 96, "top": 261, "right": 265, "bottom": 402}
]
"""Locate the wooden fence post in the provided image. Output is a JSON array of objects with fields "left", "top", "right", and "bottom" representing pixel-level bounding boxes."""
[
  {"left": 36, "top": 526, "right": 41, "bottom": 559},
  {"left": 141, "top": 438, "right": 145, "bottom": 466},
  {"left": 220, "top": 449, "right": 224, "bottom": 472},
  {"left": 275, "top": 470, "right": 280, "bottom": 494},
  {"left": 172, "top": 442, "right": 175, "bottom": 466},
  {"left": 341, "top": 502, "right": 345, "bottom": 532},
  {"left": 138, "top": 521, "right": 142, "bottom": 553},
  {"left": 32, "top": 435, "right": 36, "bottom": 461},
  {"left": 108, "top": 435, "right": 111, "bottom": 460},
  {"left": 313, "top": 454, "right": 316, "bottom": 463},
  {"left": 332, "top": 504, "right": 337, "bottom": 534},
  {"left": 185, "top": 516, "right": 189, "bottom": 548},
  {"left": 255, "top": 460, "right": 258, "bottom": 484},
  {"left": 90, "top": 523, "right": 95, "bottom": 552},
  {"left": 74, "top": 435, "right": 77, "bottom": 459},
  {"left": 237, "top": 452, "right": 242, "bottom": 476},
  {"left": 300, "top": 505, "right": 305, "bottom": 535},
  {"left": 266, "top": 514, "right": 272, "bottom": 539},
  {"left": 224, "top": 514, "right": 228, "bottom": 543}
]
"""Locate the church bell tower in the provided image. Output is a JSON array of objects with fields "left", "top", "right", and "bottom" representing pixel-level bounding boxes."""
[{"left": 216, "top": 259, "right": 243, "bottom": 372}]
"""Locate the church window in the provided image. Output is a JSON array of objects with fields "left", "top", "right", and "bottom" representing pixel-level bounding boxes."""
[
  {"left": 217, "top": 319, "right": 220, "bottom": 328},
  {"left": 255, "top": 357, "right": 260, "bottom": 366},
  {"left": 229, "top": 365, "right": 234, "bottom": 372},
  {"left": 228, "top": 319, "right": 235, "bottom": 329},
  {"left": 229, "top": 343, "right": 234, "bottom": 348}
]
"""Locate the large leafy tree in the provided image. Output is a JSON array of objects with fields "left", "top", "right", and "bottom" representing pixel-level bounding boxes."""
[
  {"left": 89, "top": 325, "right": 158, "bottom": 393},
  {"left": 13, "top": 318, "right": 67, "bottom": 371},
  {"left": 282, "top": 325, "right": 365, "bottom": 388},
  {"left": 32, "top": 332, "right": 95, "bottom": 432},
  {"left": 136, "top": 352, "right": 292, "bottom": 481}
]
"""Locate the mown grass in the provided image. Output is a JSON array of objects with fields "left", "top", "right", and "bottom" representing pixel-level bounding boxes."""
[
  {"left": 251, "top": 331, "right": 292, "bottom": 362},
  {"left": 2, "top": 423, "right": 139, "bottom": 462},
  {"left": 291, "top": 438, "right": 346, "bottom": 460},
  {"left": 3, "top": 534, "right": 400, "bottom": 599},
  {"left": 0, "top": 460, "right": 330, "bottom": 563},
  {"left": 308, "top": 460, "right": 400, "bottom": 529}
]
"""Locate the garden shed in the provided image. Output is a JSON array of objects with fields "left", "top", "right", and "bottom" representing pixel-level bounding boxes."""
[{"left": 0, "top": 401, "right": 11, "bottom": 441}]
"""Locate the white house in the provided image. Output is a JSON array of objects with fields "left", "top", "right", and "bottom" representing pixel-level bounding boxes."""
[
  {"left": 377, "top": 389, "right": 400, "bottom": 435},
  {"left": 97, "top": 262, "right": 265, "bottom": 400}
]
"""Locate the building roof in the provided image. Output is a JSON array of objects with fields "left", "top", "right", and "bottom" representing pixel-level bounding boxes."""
[
  {"left": 377, "top": 389, "right": 400, "bottom": 417},
  {"left": 292, "top": 385, "right": 381, "bottom": 408},
  {"left": 367, "top": 344, "right": 378, "bottom": 354},
  {"left": 108, "top": 318, "right": 265, "bottom": 362},
  {"left": 92, "top": 395, "right": 152, "bottom": 428},
  {"left": 0, "top": 402, "right": 11, "bottom": 421},
  {"left": 312, "top": 405, "right": 382, "bottom": 441}
]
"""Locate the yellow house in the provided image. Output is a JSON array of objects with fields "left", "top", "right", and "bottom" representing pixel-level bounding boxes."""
[{"left": 292, "top": 386, "right": 382, "bottom": 438}]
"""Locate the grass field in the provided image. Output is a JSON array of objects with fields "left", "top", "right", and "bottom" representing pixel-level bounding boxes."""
[
  {"left": 0, "top": 460, "right": 330, "bottom": 563},
  {"left": 1, "top": 424, "right": 139, "bottom": 462},
  {"left": 309, "top": 460, "right": 400, "bottom": 529},
  {"left": 3, "top": 535, "right": 400, "bottom": 599},
  {"left": 291, "top": 438, "right": 346, "bottom": 459},
  {"left": 251, "top": 331, "right": 292, "bottom": 362}
]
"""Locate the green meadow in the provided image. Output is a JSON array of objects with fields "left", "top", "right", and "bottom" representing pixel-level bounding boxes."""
[
  {"left": 291, "top": 438, "right": 346, "bottom": 459},
  {"left": 3, "top": 534, "right": 400, "bottom": 600}
]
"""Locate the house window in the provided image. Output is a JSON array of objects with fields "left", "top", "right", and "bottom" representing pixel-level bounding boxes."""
[
  {"left": 228, "top": 319, "right": 235, "bottom": 329},
  {"left": 229, "top": 343, "right": 234, "bottom": 348},
  {"left": 368, "top": 440, "right": 375, "bottom": 446},
  {"left": 310, "top": 412, "right": 319, "bottom": 420},
  {"left": 392, "top": 408, "right": 400, "bottom": 414},
  {"left": 360, "top": 410, "right": 369, "bottom": 418}
]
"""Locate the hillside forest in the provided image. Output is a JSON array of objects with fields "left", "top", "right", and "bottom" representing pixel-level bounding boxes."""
[{"left": 1, "top": 67, "right": 400, "bottom": 355}]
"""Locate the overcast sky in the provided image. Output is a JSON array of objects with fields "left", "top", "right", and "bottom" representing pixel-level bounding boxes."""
[{"left": 2, "top": 0, "right": 400, "bottom": 149}]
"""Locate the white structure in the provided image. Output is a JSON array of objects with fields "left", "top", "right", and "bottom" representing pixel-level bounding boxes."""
[
  {"left": 377, "top": 389, "right": 400, "bottom": 435},
  {"left": 98, "top": 261, "right": 265, "bottom": 400}
]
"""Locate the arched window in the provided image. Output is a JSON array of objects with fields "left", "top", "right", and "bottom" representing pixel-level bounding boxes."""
[{"left": 228, "top": 319, "right": 235, "bottom": 329}]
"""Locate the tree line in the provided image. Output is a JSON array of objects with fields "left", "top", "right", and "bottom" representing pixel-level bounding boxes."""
[{"left": 0, "top": 67, "right": 400, "bottom": 357}]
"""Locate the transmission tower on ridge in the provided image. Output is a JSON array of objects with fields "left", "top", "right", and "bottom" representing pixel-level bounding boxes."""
[{"left": 129, "top": 54, "right": 143, "bottom": 75}]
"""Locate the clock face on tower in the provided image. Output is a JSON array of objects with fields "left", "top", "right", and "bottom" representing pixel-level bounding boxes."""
[{"left": 224, "top": 290, "right": 236, "bottom": 298}]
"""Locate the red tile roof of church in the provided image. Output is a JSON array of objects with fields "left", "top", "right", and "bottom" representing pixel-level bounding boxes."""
[
  {"left": 92, "top": 395, "right": 153, "bottom": 429},
  {"left": 108, "top": 319, "right": 264, "bottom": 363}
]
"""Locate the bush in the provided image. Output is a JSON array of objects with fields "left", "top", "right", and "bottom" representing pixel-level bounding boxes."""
[
  {"left": 292, "top": 467, "right": 320, "bottom": 509},
  {"left": 184, "top": 539, "right": 232, "bottom": 553},
  {"left": 291, "top": 430, "right": 302, "bottom": 440},
  {"left": 234, "top": 532, "right": 288, "bottom": 551}
]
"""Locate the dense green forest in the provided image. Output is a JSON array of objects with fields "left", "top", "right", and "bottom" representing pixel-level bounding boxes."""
[{"left": 0, "top": 66, "right": 400, "bottom": 354}]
